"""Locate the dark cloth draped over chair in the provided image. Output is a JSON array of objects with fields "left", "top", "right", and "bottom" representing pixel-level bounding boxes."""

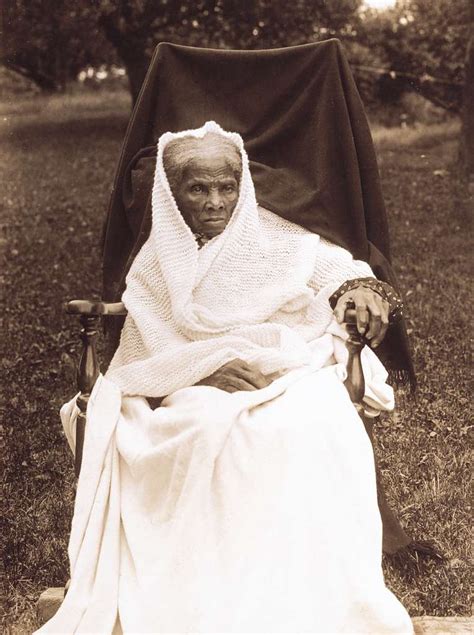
[{"left": 101, "top": 38, "right": 414, "bottom": 387}]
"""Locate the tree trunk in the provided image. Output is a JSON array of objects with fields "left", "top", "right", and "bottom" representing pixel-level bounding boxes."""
[
  {"left": 122, "top": 53, "right": 149, "bottom": 105},
  {"left": 103, "top": 37, "right": 150, "bottom": 105},
  {"left": 459, "top": 32, "right": 474, "bottom": 180},
  {"left": 98, "top": 13, "right": 150, "bottom": 105}
]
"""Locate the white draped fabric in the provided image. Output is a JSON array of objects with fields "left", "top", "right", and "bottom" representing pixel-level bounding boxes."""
[
  {"left": 37, "top": 122, "right": 414, "bottom": 633},
  {"left": 37, "top": 342, "right": 412, "bottom": 633}
]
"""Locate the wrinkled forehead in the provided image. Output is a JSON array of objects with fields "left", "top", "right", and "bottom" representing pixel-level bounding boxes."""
[
  {"left": 182, "top": 162, "right": 240, "bottom": 185},
  {"left": 163, "top": 132, "right": 242, "bottom": 178}
]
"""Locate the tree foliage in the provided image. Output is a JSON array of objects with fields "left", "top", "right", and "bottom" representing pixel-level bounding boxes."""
[
  {"left": 1, "top": 0, "right": 470, "bottom": 114},
  {"left": 358, "top": 0, "right": 471, "bottom": 113},
  {"left": 2, "top": 0, "right": 362, "bottom": 100},
  {"left": 2, "top": 0, "right": 116, "bottom": 91},
  {"left": 96, "top": 0, "right": 362, "bottom": 102}
]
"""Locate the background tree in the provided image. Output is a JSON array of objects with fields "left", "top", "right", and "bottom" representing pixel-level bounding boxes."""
[
  {"left": 2, "top": 0, "right": 362, "bottom": 101},
  {"left": 358, "top": 0, "right": 470, "bottom": 113},
  {"left": 1, "top": 0, "right": 116, "bottom": 92},
  {"left": 1, "top": 0, "right": 470, "bottom": 121},
  {"left": 97, "top": 0, "right": 362, "bottom": 103},
  {"left": 459, "top": 10, "right": 473, "bottom": 180}
]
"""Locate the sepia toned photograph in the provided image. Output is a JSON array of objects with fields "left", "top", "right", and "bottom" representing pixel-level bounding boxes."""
[{"left": 1, "top": 1, "right": 472, "bottom": 633}]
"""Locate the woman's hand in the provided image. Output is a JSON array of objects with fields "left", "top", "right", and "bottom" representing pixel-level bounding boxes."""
[
  {"left": 333, "top": 286, "right": 389, "bottom": 348},
  {"left": 195, "top": 359, "right": 272, "bottom": 393}
]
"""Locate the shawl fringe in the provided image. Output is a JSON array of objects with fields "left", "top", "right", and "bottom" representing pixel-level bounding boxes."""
[{"left": 387, "top": 369, "right": 414, "bottom": 389}]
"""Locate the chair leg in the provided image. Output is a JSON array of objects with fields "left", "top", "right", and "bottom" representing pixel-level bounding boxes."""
[{"left": 74, "top": 314, "right": 101, "bottom": 477}]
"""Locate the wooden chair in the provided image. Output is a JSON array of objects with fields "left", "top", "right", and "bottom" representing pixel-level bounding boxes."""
[{"left": 65, "top": 299, "right": 369, "bottom": 479}]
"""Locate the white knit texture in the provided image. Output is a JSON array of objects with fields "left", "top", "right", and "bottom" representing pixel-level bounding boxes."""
[{"left": 106, "top": 121, "right": 373, "bottom": 397}]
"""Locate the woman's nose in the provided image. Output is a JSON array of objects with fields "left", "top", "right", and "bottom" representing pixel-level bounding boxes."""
[{"left": 206, "top": 190, "right": 224, "bottom": 210}]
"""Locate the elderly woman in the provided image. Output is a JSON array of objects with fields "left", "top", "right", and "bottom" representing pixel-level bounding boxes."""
[{"left": 39, "top": 122, "right": 413, "bottom": 634}]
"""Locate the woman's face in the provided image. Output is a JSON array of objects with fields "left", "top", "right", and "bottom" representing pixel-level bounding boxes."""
[{"left": 172, "top": 154, "right": 240, "bottom": 238}]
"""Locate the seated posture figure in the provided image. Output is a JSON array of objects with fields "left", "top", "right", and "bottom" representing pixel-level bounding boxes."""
[{"left": 38, "top": 122, "right": 413, "bottom": 634}]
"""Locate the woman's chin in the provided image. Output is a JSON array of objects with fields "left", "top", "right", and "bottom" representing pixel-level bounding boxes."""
[{"left": 200, "top": 221, "right": 229, "bottom": 237}]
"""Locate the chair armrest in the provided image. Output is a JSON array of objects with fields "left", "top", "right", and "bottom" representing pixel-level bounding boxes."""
[
  {"left": 66, "top": 300, "right": 127, "bottom": 316},
  {"left": 65, "top": 299, "right": 126, "bottom": 477}
]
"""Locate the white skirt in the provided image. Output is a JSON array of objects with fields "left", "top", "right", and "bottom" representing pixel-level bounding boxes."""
[{"left": 37, "top": 356, "right": 413, "bottom": 634}]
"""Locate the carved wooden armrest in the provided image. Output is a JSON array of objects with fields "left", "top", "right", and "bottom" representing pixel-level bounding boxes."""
[
  {"left": 66, "top": 300, "right": 127, "bottom": 316},
  {"left": 343, "top": 308, "right": 366, "bottom": 413},
  {"left": 66, "top": 300, "right": 127, "bottom": 477}
]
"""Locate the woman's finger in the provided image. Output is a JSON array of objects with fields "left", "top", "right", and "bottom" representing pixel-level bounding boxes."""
[
  {"left": 234, "top": 369, "right": 268, "bottom": 389},
  {"left": 228, "top": 360, "right": 270, "bottom": 389},
  {"left": 334, "top": 295, "right": 354, "bottom": 323},
  {"left": 371, "top": 297, "right": 389, "bottom": 348},
  {"left": 355, "top": 301, "right": 369, "bottom": 336},
  {"left": 226, "top": 377, "right": 258, "bottom": 392},
  {"left": 365, "top": 295, "right": 382, "bottom": 340}
]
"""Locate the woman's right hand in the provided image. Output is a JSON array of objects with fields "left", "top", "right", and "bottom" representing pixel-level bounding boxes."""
[{"left": 195, "top": 359, "right": 271, "bottom": 393}]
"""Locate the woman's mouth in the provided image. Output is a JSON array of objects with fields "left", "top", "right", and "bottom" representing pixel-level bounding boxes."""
[{"left": 203, "top": 217, "right": 225, "bottom": 225}]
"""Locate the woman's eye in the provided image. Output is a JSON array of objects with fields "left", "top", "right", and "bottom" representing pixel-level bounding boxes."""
[
  {"left": 224, "top": 185, "right": 235, "bottom": 193},
  {"left": 191, "top": 185, "right": 203, "bottom": 193}
]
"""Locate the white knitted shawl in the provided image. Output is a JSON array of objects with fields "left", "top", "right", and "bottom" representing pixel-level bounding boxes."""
[{"left": 107, "top": 121, "right": 373, "bottom": 397}]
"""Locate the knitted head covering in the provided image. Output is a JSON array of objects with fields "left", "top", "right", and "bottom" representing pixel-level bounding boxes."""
[{"left": 162, "top": 131, "right": 242, "bottom": 193}]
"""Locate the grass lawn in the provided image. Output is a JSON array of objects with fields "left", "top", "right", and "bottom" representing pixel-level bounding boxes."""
[{"left": 1, "top": 92, "right": 471, "bottom": 633}]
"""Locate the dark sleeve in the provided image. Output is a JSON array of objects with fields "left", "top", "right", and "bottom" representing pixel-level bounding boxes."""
[{"left": 329, "top": 277, "right": 404, "bottom": 323}]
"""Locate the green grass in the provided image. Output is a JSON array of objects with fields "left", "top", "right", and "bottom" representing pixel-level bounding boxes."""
[{"left": 0, "top": 92, "right": 472, "bottom": 632}]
